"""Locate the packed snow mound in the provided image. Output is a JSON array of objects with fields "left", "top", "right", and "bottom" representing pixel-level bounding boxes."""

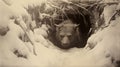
[
  {"left": 85, "top": 17, "right": 120, "bottom": 66},
  {"left": 0, "top": 22, "right": 30, "bottom": 67},
  {"left": 0, "top": 0, "right": 14, "bottom": 28}
]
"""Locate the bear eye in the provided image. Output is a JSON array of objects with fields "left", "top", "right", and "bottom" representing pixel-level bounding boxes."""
[
  {"left": 68, "top": 35, "right": 72, "bottom": 38},
  {"left": 60, "top": 33, "right": 64, "bottom": 37}
]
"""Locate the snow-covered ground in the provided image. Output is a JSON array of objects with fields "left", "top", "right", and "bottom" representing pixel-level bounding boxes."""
[{"left": 0, "top": 0, "right": 120, "bottom": 67}]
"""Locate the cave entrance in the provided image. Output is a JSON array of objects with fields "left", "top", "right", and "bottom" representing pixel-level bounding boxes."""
[
  {"left": 26, "top": 1, "right": 101, "bottom": 49},
  {"left": 47, "top": 2, "right": 92, "bottom": 49}
]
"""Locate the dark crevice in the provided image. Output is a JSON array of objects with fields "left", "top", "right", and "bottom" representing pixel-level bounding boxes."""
[
  {"left": 0, "top": 27, "right": 9, "bottom": 36},
  {"left": 13, "top": 49, "right": 27, "bottom": 59},
  {"left": 48, "top": 8, "right": 92, "bottom": 49}
]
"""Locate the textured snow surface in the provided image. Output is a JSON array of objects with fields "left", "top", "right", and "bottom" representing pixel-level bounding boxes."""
[{"left": 0, "top": 0, "right": 120, "bottom": 67}]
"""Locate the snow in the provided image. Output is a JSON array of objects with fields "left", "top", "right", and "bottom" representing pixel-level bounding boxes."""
[
  {"left": 0, "top": 0, "right": 120, "bottom": 67},
  {"left": 85, "top": 16, "right": 120, "bottom": 66},
  {"left": 0, "top": 0, "right": 14, "bottom": 28},
  {"left": 102, "top": 4, "right": 117, "bottom": 26}
]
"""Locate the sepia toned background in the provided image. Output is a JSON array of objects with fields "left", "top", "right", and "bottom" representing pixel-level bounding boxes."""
[{"left": 0, "top": 0, "right": 120, "bottom": 67}]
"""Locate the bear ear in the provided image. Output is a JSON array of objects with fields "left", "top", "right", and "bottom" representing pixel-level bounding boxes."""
[
  {"left": 54, "top": 24, "right": 62, "bottom": 27},
  {"left": 74, "top": 24, "right": 80, "bottom": 27}
]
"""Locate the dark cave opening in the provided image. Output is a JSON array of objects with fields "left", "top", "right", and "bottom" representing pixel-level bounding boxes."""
[
  {"left": 48, "top": 9, "right": 92, "bottom": 49},
  {"left": 25, "top": 2, "right": 93, "bottom": 49}
]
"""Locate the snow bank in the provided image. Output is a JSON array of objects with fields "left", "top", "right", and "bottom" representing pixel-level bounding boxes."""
[
  {"left": 5, "top": 0, "right": 46, "bottom": 8},
  {"left": 84, "top": 14, "right": 120, "bottom": 67},
  {"left": 92, "top": 17, "right": 120, "bottom": 60},
  {"left": 0, "top": 0, "right": 14, "bottom": 28},
  {"left": 0, "top": 22, "right": 31, "bottom": 67}
]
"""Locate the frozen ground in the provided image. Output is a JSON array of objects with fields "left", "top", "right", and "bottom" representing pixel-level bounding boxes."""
[{"left": 0, "top": 0, "right": 120, "bottom": 67}]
